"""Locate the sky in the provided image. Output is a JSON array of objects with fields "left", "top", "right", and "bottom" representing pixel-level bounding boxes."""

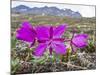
[{"left": 12, "top": 1, "right": 96, "bottom": 17}]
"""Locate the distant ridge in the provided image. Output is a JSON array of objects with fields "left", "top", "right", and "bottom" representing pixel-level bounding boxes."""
[{"left": 12, "top": 5, "right": 82, "bottom": 18}]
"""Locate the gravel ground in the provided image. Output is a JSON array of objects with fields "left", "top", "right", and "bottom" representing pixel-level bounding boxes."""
[{"left": 12, "top": 52, "right": 96, "bottom": 74}]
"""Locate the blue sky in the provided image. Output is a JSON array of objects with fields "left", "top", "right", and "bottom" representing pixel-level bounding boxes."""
[{"left": 12, "top": 1, "right": 95, "bottom": 17}]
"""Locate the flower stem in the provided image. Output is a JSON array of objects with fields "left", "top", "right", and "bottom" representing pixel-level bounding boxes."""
[
  {"left": 49, "top": 54, "right": 52, "bottom": 64},
  {"left": 49, "top": 47, "right": 53, "bottom": 64}
]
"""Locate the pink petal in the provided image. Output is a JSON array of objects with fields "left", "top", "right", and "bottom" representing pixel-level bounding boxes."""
[
  {"left": 16, "top": 21, "right": 36, "bottom": 42},
  {"left": 36, "top": 25, "right": 50, "bottom": 40},
  {"left": 72, "top": 34, "right": 88, "bottom": 48},
  {"left": 49, "top": 26, "right": 53, "bottom": 39},
  {"left": 33, "top": 43, "right": 47, "bottom": 56},
  {"left": 52, "top": 41, "right": 67, "bottom": 55},
  {"left": 53, "top": 24, "right": 68, "bottom": 38}
]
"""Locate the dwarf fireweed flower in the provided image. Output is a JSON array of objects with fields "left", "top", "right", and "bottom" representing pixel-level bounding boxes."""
[
  {"left": 16, "top": 21, "right": 37, "bottom": 47},
  {"left": 16, "top": 21, "right": 89, "bottom": 58},
  {"left": 69, "top": 31, "right": 88, "bottom": 52},
  {"left": 33, "top": 24, "right": 68, "bottom": 56}
]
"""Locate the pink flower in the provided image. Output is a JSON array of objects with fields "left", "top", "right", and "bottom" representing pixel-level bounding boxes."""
[
  {"left": 16, "top": 21, "right": 36, "bottom": 47},
  {"left": 70, "top": 34, "right": 88, "bottom": 52},
  {"left": 33, "top": 24, "right": 68, "bottom": 56}
]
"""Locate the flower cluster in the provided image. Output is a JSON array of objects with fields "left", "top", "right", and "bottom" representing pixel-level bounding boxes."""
[{"left": 16, "top": 21, "right": 88, "bottom": 57}]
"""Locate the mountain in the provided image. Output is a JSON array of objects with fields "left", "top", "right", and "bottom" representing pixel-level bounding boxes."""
[
  {"left": 12, "top": 5, "right": 30, "bottom": 13},
  {"left": 12, "top": 5, "right": 82, "bottom": 18}
]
